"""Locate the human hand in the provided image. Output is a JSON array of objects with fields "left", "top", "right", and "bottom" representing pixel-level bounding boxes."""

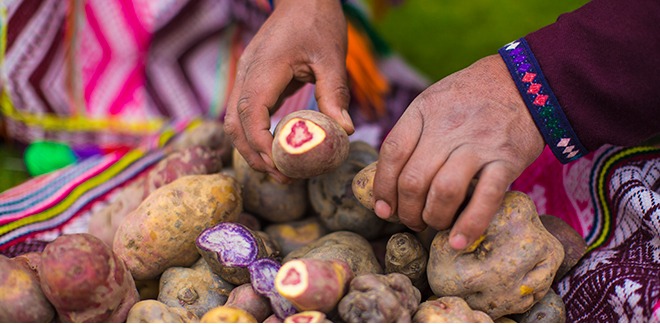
[
  {"left": 373, "top": 54, "right": 545, "bottom": 250},
  {"left": 224, "top": 0, "right": 354, "bottom": 183}
]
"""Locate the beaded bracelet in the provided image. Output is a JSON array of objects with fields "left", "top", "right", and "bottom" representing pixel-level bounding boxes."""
[{"left": 499, "top": 38, "right": 586, "bottom": 164}]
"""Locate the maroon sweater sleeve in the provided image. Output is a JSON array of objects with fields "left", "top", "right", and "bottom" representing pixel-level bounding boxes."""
[{"left": 524, "top": 0, "right": 660, "bottom": 152}]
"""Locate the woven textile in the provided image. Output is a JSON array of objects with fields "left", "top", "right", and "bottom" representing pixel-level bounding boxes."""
[{"left": 512, "top": 145, "right": 660, "bottom": 322}]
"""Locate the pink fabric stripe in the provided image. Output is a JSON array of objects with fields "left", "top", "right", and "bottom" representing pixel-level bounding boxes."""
[
  {"left": 0, "top": 172, "right": 63, "bottom": 199},
  {"left": 83, "top": 3, "right": 111, "bottom": 106},
  {"left": 0, "top": 153, "right": 122, "bottom": 224},
  {"left": 108, "top": 0, "right": 151, "bottom": 115}
]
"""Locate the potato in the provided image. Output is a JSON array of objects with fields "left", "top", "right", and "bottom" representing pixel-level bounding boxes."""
[
  {"left": 168, "top": 119, "right": 234, "bottom": 165},
  {"left": 413, "top": 296, "right": 493, "bottom": 323},
  {"left": 222, "top": 283, "right": 273, "bottom": 322},
  {"left": 272, "top": 110, "right": 349, "bottom": 179},
  {"left": 40, "top": 233, "right": 139, "bottom": 322},
  {"left": 0, "top": 254, "right": 55, "bottom": 322},
  {"left": 385, "top": 232, "right": 428, "bottom": 292},
  {"left": 284, "top": 231, "right": 383, "bottom": 276},
  {"left": 264, "top": 217, "right": 329, "bottom": 257},
  {"left": 352, "top": 161, "right": 400, "bottom": 223},
  {"left": 510, "top": 288, "right": 566, "bottom": 323},
  {"left": 338, "top": 272, "right": 421, "bottom": 323},
  {"left": 158, "top": 258, "right": 234, "bottom": 318},
  {"left": 539, "top": 214, "right": 587, "bottom": 282},
  {"left": 308, "top": 141, "right": 395, "bottom": 239},
  {"left": 113, "top": 173, "right": 243, "bottom": 280},
  {"left": 427, "top": 191, "right": 564, "bottom": 319},
  {"left": 88, "top": 145, "right": 224, "bottom": 247},
  {"left": 233, "top": 148, "right": 309, "bottom": 223},
  {"left": 127, "top": 300, "right": 199, "bottom": 323}
]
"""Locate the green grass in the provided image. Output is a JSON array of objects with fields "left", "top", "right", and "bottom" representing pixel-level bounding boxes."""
[{"left": 371, "top": 0, "right": 589, "bottom": 81}]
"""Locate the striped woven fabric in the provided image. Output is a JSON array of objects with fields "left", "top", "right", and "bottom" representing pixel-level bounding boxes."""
[{"left": 0, "top": 119, "right": 197, "bottom": 254}]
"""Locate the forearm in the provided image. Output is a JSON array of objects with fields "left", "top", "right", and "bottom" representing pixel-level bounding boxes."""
[{"left": 502, "top": 0, "right": 660, "bottom": 159}]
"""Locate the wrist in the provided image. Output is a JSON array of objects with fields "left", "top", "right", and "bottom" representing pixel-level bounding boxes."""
[{"left": 498, "top": 38, "right": 587, "bottom": 163}]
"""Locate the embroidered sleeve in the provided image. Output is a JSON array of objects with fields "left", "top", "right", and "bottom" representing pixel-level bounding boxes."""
[{"left": 498, "top": 38, "right": 587, "bottom": 164}]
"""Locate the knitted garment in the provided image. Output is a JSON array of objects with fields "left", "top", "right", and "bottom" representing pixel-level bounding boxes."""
[{"left": 512, "top": 145, "right": 660, "bottom": 322}]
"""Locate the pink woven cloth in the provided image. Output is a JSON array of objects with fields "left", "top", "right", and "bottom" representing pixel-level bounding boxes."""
[{"left": 512, "top": 145, "right": 660, "bottom": 322}]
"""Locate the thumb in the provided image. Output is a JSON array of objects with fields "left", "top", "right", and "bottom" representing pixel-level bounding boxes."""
[{"left": 313, "top": 63, "right": 354, "bottom": 135}]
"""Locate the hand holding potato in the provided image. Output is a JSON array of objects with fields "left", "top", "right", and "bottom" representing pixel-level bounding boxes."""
[
  {"left": 372, "top": 54, "right": 545, "bottom": 250},
  {"left": 224, "top": 0, "right": 353, "bottom": 184}
]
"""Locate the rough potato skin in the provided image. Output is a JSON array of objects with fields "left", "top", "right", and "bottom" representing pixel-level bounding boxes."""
[
  {"left": 272, "top": 110, "right": 350, "bottom": 179},
  {"left": 127, "top": 300, "right": 199, "bottom": 323},
  {"left": 427, "top": 191, "right": 564, "bottom": 319},
  {"left": 385, "top": 232, "right": 428, "bottom": 291},
  {"left": 88, "top": 146, "right": 224, "bottom": 247},
  {"left": 284, "top": 231, "right": 383, "bottom": 276},
  {"left": 510, "top": 288, "right": 566, "bottom": 323},
  {"left": 158, "top": 258, "right": 234, "bottom": 318},
  {"left": 168, "top": 119, "right": 234, "bottom": 165},
  {"left": 352, "top": 161, "right": 400, "bottom": 223},
  {"left": 40, "top": 233, "right": 139, "bottom": 323},
  {"left": 233, "top": 148, "right": 308, "bottom": 223},
  {"left": 113, "top": 173, "right": 243, "bottom": 280},
  {"left": 539, "top": 214, "right": 587, "bottom": 282},
  {"left": 264, "top": 217, "right": 329, "bottom": 258},
  {"left": 413, "top": 297, "right": 493, "bottom": 323},
  {"left": 338, "top": 273, "right": 421, "bottom": 323},
  {"left": 309, "top": 141, "right": 391, "bottom": 239},
  {"left": 0, "top": 254, "right": 55, "bottom": 322}
]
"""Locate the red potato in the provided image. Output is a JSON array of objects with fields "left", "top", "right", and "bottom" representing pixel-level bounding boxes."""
[
  {"left": 40, "top": 233, "right": 139, "bottom": 323},
  {"left": 222, "top": 283, "right": 273, "bottom": 322},
  {"left": 284, "top": 311, "right": 331, "bottom": 323},
  {"left": 0, "top": 254, "right": 55, "bottom": 323},
  {"left": 272, "top": 110, "right": 350, "bottom": 179},
  {"left": 275, "top": 258, "right": 354, "bottom": 313}
]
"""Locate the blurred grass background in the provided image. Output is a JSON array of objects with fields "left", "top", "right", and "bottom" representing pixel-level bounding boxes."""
[
  {"left": 0, "top": 0, "right": 589, "bottom": 192},
  {"left": 370, "top": 0, "right": 588, "bottom": 81}
]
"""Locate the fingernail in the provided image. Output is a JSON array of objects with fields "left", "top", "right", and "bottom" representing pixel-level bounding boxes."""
[
  {"left": 341, "top": 109, "right": 354, "bottom": 134},
  {"left": 449, "top": 233, "right": 469, "bottom": 251},
  {"left": 259, "top": 152, "right": 276, "bottom": 169},
  {"left": 374, "top": 200, "right": 391, "bottom": 219}
]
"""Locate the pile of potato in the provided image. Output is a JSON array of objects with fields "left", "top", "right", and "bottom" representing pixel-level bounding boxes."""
[{"left": 0, "top": 114, "right": 587, "bottom": 323}]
